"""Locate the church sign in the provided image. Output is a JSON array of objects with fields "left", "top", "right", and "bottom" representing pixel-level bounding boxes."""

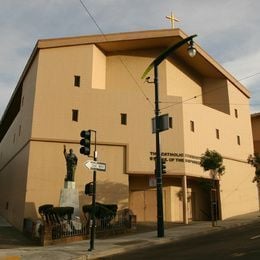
[{"left": 149, "top": 152, "right": 201, "bottom": 165}]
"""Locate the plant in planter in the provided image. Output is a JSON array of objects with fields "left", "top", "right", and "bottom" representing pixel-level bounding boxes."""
[
  {"left": 200, "top": 149, "right": 225, "bottom": 226},
  {"left": 83, "top": 203, "right": 118, "bottom": 227},
  {"left": 248, "top": 153, "right": 260, "bottom": 210},
  {"left": 248, "top": 153, "right": 260, "bottom": 183}
]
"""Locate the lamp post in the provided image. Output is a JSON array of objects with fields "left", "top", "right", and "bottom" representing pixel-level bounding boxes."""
[{"left": 142, "top": 34, "right": 197, "bottom": 237}]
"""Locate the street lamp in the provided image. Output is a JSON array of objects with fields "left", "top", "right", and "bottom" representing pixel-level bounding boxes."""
[
  {"left": 142, "top": 34, "right": 197, "bottom": 237},
  {"left": 187, "top": 39, "right": 197, "bottom": 57}
]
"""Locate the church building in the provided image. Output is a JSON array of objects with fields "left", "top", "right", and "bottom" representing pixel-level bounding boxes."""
[{"left": 0, "top": 29, "right": 258, "bottom": 230}]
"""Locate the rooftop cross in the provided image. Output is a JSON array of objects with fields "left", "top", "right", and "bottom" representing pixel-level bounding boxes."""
[{"left": 166, "top": 12, "right": 180, "bottom": 29}]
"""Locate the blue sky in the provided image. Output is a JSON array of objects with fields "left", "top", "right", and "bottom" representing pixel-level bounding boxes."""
[{"left": 0, "top": 0, "right": 259, "bottom": 118}]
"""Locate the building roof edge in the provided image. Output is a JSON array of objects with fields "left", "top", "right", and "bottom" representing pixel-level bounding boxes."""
[
  {"left": 1, "top": 29, "right": 251, "bottom": 124},
  {"left": 251, "top": 112, "right": 260, "bottom": 118}
]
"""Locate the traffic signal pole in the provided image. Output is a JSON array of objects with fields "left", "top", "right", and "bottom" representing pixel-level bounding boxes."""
[
  {"left": 80, "top": 129, "right": 106, "bottom": 251},
  {"left": 89, "top": 130, "right": 97, "bottom": 251},
  {"left": 154, "top": 64, "right": 164, "bottom": 238}
]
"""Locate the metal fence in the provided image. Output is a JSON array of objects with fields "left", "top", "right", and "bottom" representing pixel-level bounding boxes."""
[
  {"left": 94, "top": 213, "right": 136, "bottom": 234},
  {"left": 40, "top": 210, "right": 136, "bottom": 245},
  {"left": 51, "top": 219, "right": 88, "bottom": 240}
]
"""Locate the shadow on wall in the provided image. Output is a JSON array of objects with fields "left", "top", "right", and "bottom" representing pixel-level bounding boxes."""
[
  {"left": 79, "top": 181, "right": 129, "bottom": 211},
  {"left": 23, "top": 202, "right": 40, "bottom": 233},
  {"left": 24, "top": 202, "right": 38, "bottom": 220}
]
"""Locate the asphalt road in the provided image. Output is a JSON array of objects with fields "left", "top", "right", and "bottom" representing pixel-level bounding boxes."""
[{"left": 101, "top": 221, "right": 260, "bottom": 260}]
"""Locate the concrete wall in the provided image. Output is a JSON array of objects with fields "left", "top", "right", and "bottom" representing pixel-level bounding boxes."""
[
  {"left": 0, "top": 54, "right": 39, "bottom": 229},
  {"left": 24, "top": 141, "right": 128, "bottom": 220},
  {"left": 220, "top": 159, "right": 257, "bottom": 219}
]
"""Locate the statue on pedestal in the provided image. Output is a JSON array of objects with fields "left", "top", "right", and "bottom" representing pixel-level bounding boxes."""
[{"left": 63, "top": 145, "right": 78, "bottom": 182}]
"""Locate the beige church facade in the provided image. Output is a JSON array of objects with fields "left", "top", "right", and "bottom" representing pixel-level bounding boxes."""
[{"left": 0, "top": 29, "right": 258, "bottom": 230}]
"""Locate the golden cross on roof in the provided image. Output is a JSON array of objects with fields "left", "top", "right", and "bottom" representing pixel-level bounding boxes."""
[{"left": 166, "top": 12, "right": 180, "bottom": 29}]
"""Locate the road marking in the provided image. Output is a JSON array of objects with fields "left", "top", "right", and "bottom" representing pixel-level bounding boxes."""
[
  {"left": 250, "top": 234, "right": 260, "bottom": 240},
  {"left": 232, "top": 252, "right": 246, "bottom": 257}
]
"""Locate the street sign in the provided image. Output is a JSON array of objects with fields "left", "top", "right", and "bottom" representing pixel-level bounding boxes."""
[
  {"left": 84, "top": 160, "right": 106, "bottom": 172},
  {"left": 152, "top": 114, "right": 170, "bottom": 133}
]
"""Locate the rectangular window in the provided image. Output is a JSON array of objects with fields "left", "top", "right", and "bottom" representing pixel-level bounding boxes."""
[
  {"left": 237, "top": 135, "right": 241, "bottom": 145},
  {"left": 234, "top": 109, "right": 238, "bottom": 118},
  {"left": 169, "top": 117, "right": 173, "bottom": 128},
  {"left": 72, "top": 109, "right": 79, "bottom": 122},
  {"left": 190, "top": 120, "right": 195, "bottom": 132},
  {"left": 74, "top": 75, "right": 80, "bottom": 87},
  {"left": 121, "top": 113, "right": 127, "bottom": 125},
  {"left": 216, "top": 129, "right": 220, "bottom": 139}
]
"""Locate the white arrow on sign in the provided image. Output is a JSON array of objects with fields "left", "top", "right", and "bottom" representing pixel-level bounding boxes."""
[{"left": 84, "top": 160, "right": 106, "bottom": 172}]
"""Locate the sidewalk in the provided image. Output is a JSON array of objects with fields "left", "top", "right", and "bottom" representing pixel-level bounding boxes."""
[{"left": 0, "top": 212, "right": 259, "bottom": 260}]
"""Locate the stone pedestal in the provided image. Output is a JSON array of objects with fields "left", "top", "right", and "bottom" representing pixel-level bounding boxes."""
[
  {"left": 64, "top": 181, "right": 76, "bottom": 189},
  {"left": 59, "top": 181, "right": 80, "bottom": 217}
]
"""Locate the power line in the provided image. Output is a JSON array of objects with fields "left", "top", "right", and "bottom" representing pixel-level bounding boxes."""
[
  {"left": 79, "top": 0, "right": 104, "bottom": 36},
  {"left": 161, "top": 94, "right": 259, "bottom": 111},
  {"left": 161, "top": 101, "right": 259, "bottom": 106},
  {"left": 222, "top": 171, "right": 252, "bottom": 201},
  {"left": 119, "top": 57, "right": 153, "bottom": 106},
  {"left": 79, "top": 0, "right": 258, "bottom": 112},
  {"left": 160, "top": 72, "right": 260, "bottom": 111},
  {"left": 78, "top": 0, "right": 153, "bottom": 108},
  {"left": 238, "top": 72, "right": 260, "bottom": 81}
]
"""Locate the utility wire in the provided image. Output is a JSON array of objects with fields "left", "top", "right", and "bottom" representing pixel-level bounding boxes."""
[
  {"left": 119, "top": 57, "right": 153, "bottom": 106},
  {"left": 79, "top": 0, "right": 104, "bottom": 36},
  {"left": 160, "top": 72, "right": 260, "bottom": 111},
  {"left": 238, "top": 72, "right": 260, "bottom": 82},
  {"left": 222, "top": 171, "right": 252, "bottom": 201},
  {"left": 78, "top": 0, "right": 153, "bottom": 108},
  {"left": 79, "top": 0, "right": 258, "bottom": 111},
  {"left": 162, "top": 102, "right": 258, "bottom": 106}
]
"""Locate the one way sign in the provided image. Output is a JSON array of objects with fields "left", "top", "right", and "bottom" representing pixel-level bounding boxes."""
[{"left": 84, "top": 160, "right": 106, "bottom": 172}]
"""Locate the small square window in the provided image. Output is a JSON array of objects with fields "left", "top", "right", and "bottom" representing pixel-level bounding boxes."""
[
  {"left": 169, "top": 117, "right": 173, "bottom": 128},
  {"left": 237, "top": 135, "right": 241, "bottom": 145},
  {"left": 216, "top": 129, "right": 220, "bottom": 139},
  {"left": 121, "top": 113, "right": 127, "bottom": 125},
  {"left": 234, "top": 109, "right": 238, "bottom": 118},
  {"left": 190, "top": 120, "right": 195, "bottom": 132},
  {"left": 74, "top": 75, "right": 80, "bottom": 87},
  {"left": 72, "top": 109, "right": 79, "bottom": 122}
]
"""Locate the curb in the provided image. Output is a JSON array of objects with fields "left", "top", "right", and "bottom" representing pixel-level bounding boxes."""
[{"left": 78, "top": 218, "right": 260, "bottom": 259}]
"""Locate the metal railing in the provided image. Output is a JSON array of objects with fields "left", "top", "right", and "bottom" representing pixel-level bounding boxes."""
[
  {"left": 40, "top": 209, "right": 136, "bottom": 244},
  {"left": 51, "top": 219, "right": 88, "bottom": 240}
]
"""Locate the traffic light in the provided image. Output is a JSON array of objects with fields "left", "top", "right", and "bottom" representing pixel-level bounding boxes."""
[
  {"left": 161, "top": 158, "right": 167, "bottom": 174},
  {"left": 85, "top": 182, "right": 93, "bottom": 196},
  {"left": 80, "top": 130, "right": 91, "bottom": 156}
]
